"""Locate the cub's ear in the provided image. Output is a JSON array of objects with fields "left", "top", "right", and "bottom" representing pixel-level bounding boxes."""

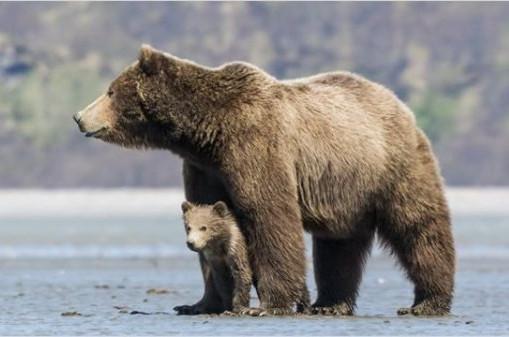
[
  {"left": 181, "top": 201, "right": 193, "bottom": 213},
  {"left": 139, "top": 44, "right": 165, "bottom": 75},
  {"left": 212, "top": 201, "right": 229, "bottom": 217}
]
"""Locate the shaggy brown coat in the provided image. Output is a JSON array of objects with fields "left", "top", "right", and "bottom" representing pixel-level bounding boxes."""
[
  {"left": 176, "top": 201, "right": 252, "bottom": 314},
  {"left": 74, "top": 45, "right": 455, "bottom": 316}
]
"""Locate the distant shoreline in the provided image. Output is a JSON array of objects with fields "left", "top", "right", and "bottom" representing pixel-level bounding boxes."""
[{"left": 0, "top": 188, "right": 508, "bottom": 217}]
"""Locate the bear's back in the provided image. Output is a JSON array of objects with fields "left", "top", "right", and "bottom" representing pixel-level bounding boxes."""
[
  {"left": 278, "top": 70, "right": 419, "bottom": 163},
  {"left": 274, "top": 71, "right": 421, "bottom": 229}
]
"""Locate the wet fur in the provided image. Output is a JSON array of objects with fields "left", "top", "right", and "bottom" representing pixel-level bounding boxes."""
[{"left": 80, "top": 45, "right": 455, "bottom": 315}]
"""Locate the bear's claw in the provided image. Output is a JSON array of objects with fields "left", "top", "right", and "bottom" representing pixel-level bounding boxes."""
[
  {"left": 220, "top": 310, "right": 239, "bottom": 317},
  {"left": 397, "top": 303, "right": 449, "bottom": 316},
  {"left": 311, "top": 303, "right": 353, "bottom": 316},
  {"left": 237, "top": 307, "right": 292, "bottom": 316},
  {"left": 397, "top": 297, "right": 451, "bottom": 316},
  {"left": 238, "top": 307, "right": 266, "bottom": 316}
]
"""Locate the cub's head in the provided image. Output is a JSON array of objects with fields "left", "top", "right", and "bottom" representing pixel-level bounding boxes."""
[
  {"left": 181, "top": 201, "right": 233, "bottom": 252},
  {"left": 73, "top": 45, "right": 210, "bottom": 149}
]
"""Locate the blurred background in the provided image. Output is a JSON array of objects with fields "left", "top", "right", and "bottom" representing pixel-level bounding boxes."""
[
  {"left": 1, "top": 2, "right": 508, "bottom": 188},
  {"left": 0, "top": 3, "right": 508, "bottom": 335}
]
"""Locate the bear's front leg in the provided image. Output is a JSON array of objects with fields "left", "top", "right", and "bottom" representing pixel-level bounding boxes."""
[{"left": 224, "top": 159, "right": 306, "bottom": 316}]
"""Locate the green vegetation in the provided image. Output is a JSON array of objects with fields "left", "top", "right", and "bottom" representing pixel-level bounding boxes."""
[
  {"left": 412, "top": 91, "right": 458, "bottom": 143},
  {"left": 2, "top": 64, "right": 106, "bottom": 146}
]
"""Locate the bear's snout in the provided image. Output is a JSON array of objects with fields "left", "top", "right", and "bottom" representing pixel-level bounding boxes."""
[
  {"left": 72, "top": 112, "right": 81, "bottom": 125},
  {"left": 74, "top": 94, "right": 116, "bottom": 138},
  {"left": 72, "top": 112, "right": 87, "bottom": 133}
]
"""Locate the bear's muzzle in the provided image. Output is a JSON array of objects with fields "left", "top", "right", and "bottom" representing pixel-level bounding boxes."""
[{"left": 73, "top": 94, "right": 116, "bottom": 138}]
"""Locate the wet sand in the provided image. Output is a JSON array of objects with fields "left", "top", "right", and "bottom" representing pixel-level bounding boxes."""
[{"left": 0, "top": 256, "right": 508, "bottom": 335}]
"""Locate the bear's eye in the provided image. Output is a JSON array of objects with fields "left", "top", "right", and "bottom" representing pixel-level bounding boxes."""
[
  {"left": 199, "top": 226, "right": 207, "bottom": 232},
  {"left": 185, "top": 226, "right": 190, "bottom": 232},
  {"left": 107, "top": 89, "right": 114, "bottom": 97}
]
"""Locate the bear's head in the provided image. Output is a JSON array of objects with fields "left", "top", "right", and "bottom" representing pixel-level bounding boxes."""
[
  {"left": 74, "top": 45, "right": 271, "bottom": 153},
  {"left": 181, "top": 201, "right": 234, "bottom": 252}
]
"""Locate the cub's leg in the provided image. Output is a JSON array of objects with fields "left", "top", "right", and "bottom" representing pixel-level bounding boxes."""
[
  {"left": 312, "top": 233, "right": 374, "bottom": 315},
  {"left": 173, "top": 254, "right": 224, "bottom": 315}
]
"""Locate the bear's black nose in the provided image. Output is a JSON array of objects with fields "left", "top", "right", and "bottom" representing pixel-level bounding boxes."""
[
  {"left": 186, "top": 241, "right": 197, "bottom": 251},
  {"left": 72, "top": 112, "right": 81, "bottom": 125}
]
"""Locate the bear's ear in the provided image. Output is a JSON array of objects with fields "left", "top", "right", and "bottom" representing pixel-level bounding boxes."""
[
  {"left": 139, "top": 44, "right": 164, "bottom": 75},
  {"left": 181, "top": 201, "right": 193, "bottom": 213},
  {"left": 212, "top": 201, "right": 229, "bottom": 217}
]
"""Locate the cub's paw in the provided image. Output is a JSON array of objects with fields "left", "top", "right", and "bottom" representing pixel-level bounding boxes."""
[
  {"left": 173, "top": 304, "right": 203, "bottom": 315},
  {"left": 311, "top": 303, "right": 353, "bottom": 316},
  {"left": 397, "top": 307, "right": 412, "bottom": 316}
]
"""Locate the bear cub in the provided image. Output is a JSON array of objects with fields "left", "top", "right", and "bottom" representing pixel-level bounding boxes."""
[{"left": 176, "top": 201, "right": 252, "bottom": 315}]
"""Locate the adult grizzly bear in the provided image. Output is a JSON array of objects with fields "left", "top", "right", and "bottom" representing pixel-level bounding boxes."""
[{"left": 74, "top": 45, "right": 455, "bottom": 316}]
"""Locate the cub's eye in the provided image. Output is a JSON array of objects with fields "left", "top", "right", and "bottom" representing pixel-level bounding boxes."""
[
  {"left": 199, "top": 226, "right": 207, "bottom": 232},
  {"left": 185, "top": 226, "right": 190, "bottom": 232},
  {"left": 107, "top": 89, "right": 114, "bottom": 97}
]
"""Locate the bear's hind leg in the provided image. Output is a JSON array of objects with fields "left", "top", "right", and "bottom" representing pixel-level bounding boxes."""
[
  {"left": 378, "top": 211, "right": 455, "bottom": 315},
  {"left": 378, "top": 206, "right": 455, "bottom": 315},
  {"left": 378, "top": 151, "right": 455, "bottom": 315},
  {"left": 312, "top": 233, "right": 374, "bottom": 315}
]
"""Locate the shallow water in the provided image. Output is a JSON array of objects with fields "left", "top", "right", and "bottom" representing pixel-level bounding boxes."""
[{"left": 0, "top": 189, "right": 508, "bottom": 335}]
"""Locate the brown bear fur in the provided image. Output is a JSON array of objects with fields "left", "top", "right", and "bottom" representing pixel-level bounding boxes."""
[
  {"left": 176, "top": 200, "right": 311, "bottom": 316},
  {"left": 176, "top": 201, "right": 252, "bottom": 315},
  {"left": 74, "top": 45, "right": 455, "bottom": 316},
  {"left": 177, "top": 200, "right": 311, "bottom": 316}
]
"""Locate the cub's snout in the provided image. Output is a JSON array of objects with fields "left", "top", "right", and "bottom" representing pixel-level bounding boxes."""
[{"left": 186, "top": 240, "right": 198, "bottom": 252}]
